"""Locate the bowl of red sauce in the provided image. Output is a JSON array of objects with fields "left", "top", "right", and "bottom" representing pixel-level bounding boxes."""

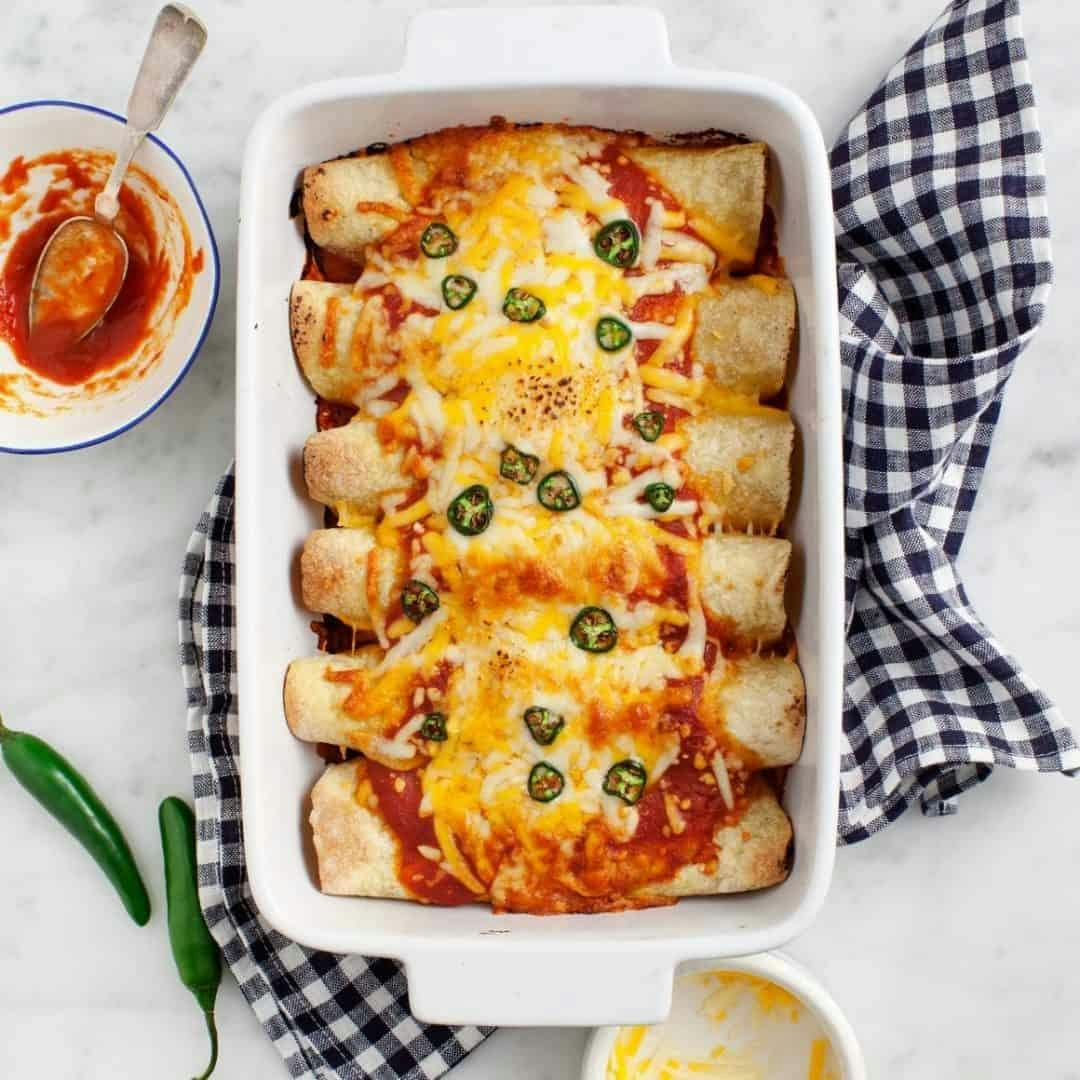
[{"left": 0, "top": 100, "right": 219, "bottom": 453}]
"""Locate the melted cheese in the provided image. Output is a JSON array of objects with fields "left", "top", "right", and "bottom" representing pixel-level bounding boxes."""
[
  {"left": 607, "top": 971, "right": 840, "bottom": 1080},
  {"left": 313, "top": 125, "right": 791, "bottom": 910}
]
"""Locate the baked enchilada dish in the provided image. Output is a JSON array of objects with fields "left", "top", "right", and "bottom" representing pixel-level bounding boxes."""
[{"left": 285, "top": 120, "right": 805, "bottom": 915}]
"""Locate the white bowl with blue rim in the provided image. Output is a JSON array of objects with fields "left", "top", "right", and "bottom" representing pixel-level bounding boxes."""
[{"left": 0, "top": 99, "right": 219, "bottom": 454}]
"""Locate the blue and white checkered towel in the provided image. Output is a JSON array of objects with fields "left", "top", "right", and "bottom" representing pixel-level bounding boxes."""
[
  {"left": 178, "top": 0, "right": 1078, "bottom": 1075},
  {"left": 833, "top": 0, "right": 1078, "bottom": 839}
]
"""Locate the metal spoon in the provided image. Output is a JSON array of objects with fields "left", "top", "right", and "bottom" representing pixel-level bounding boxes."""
[{"left": 29, "top": 4, "right": 207, "bottom": 347}]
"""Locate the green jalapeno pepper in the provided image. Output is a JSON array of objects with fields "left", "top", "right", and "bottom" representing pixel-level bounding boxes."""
[
  {"left": 160, "top": 797, "right": 222, "bottom": 1080},
  {"left": 420, "top": 713, "right": 448, "bottom": 741},
  {"left": 593, "top": 219, "right": 639, "bottom": 268},
  {"left": 570, "top": 606, "right": 618, "bottom": 653},
  {"left": 500, "top": 445, "right": 540, "bottom": 485},
  {"left": 596, "top": 316, "right": 632, "bottom": 352},
  {"left": 528, "top": 762, "right": 565, "bottom": 803},
  {"left": 537, "top": 470, "right": 580, "bottom": 512},
  {"left": 632, "top": 411, "right": 665, "bottom": 442},
  {"left": 502, "top": 287, "right": 546, "bottom": 323},
  {"left": 421, "top": 222, "right": 457, "bottom": 258},
  {"left": 645, "top": 482, "right": 676, "bottom": 512},
  {"left": 447, "top": 484, "right": 494, "bottom": 536},
  {"left": 401, "top": 579, "right": 440, "bottom": 622},
  {"left": 441, "top": 273, "right": 477, "bottom": 309},
  {"left": 0, "top": 714, "right": 150, "bottom": 926},
  {"left": 524, "top": 707, "right": 564, "bottom": 746},
  {"left": 603, "top": 760, "right": 647, "bottom": 805}
]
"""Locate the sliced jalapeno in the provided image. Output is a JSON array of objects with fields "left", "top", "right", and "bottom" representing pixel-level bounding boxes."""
[
  {"left": 447, "top": 484, "right": 494, "bottom": 536},
  {"left": 421, "top": 222, "right": 457, "bottom": 258},
  {"left": 420, "top": 712, "right": 448, "bottom": 741},
  {"left": 596, "top": 316, "right": 632, "bottom": 352},
  {"left": 500, "top": 445, "right": 539, "bottom": 485},
  {"left": 632, "top": 410, "right": 665, "bottom": 442},
  {"left": 645, "top": 482, "right": 676, "bottom": 512},
  {"left": 603, "top": 759, "right": 647, "bottom": 805},
  {"left": 524, "top": 707, "right": 564, "bottom": 746},
  {"left": 502, "top": 287, "right": 546, "bottom": 323},
  {"left": 593, "top": 219, "right": 639, "bottom": 268},
  {"left": 441, "top": 274, "right": 477, "bottom": 309},
  {"left": 401, "top": 579, "right": 439, "bottom": 623},
  {"left": 528, "top": 762, "right": 564, "bottom": 803},
  {"left": 537, "top": 470, "right": 580, "bottom": 512},
  {"left": 570, "top": 606, "right": 617, "bottom": 653}
]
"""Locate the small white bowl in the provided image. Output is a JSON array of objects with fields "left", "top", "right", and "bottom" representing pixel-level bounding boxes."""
[
  {"left": 0, "top": 100, "right": 219, "bottom": 454},
  {"left": 581, "top": 951, "right": 866, "bottom": 1079}
]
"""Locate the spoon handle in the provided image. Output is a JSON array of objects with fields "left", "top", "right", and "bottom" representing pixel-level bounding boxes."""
[{"left": 95, "top": 4, "right": 207, "bottom": 224}]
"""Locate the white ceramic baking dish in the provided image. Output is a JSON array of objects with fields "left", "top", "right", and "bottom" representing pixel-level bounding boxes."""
[{"left": 236, "top": 6, "right": 843, "bottom": 1027}]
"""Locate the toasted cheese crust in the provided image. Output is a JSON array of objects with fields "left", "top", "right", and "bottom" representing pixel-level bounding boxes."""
[{"left": 286, "top": 121, "right": 803, "bottom": 913}]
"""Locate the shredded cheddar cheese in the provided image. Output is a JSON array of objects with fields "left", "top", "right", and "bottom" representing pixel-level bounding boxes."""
[
  {"left": 607, "top": 972, "right": 841, "bottom": 1080},
  {"left": 306, "top": 123, "right": 796, "bottom": 914}
]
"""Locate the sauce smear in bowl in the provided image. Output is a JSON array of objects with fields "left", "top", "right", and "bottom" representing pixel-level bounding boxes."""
[
  {"left": 0, "top": 148, "right": 195, "bottom": 402},
  {"left": 607, "top": 970, "right": 842, "bottom": 1079}
]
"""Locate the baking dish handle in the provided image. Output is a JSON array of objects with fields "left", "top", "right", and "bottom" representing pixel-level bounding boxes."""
[
  {"left": 405, "top": 949, "right": 675, "bottom": 1026},
  {"left": 402, "top": 7, "right": 673, "bottom": 82}
]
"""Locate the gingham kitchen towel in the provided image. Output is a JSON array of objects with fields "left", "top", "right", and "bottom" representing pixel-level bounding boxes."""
[
  {"left": 833, "top": 0, "right": 1078, "bottom": 839},
  {"left": 179, "top": 471, "right": 491, "bottom": 1080},
  {"left": 178, "top": 0, "right": 1078, "bottom": 1075}
]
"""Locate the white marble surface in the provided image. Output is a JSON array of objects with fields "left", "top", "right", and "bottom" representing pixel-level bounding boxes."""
[{"left": 1, "top": 1, "right": 1078, "bottom": 1077}]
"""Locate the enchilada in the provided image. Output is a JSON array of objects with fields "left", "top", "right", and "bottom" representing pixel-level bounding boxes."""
[{"left": 283, "top": 120, "right": 804, "bottom": 914}]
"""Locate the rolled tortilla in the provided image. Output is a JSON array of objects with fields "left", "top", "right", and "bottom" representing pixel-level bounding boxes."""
[
  {"left": 684, "top": 410, "right": 793, "bottom": 532},
  {"left": 284, "top": 649, "right": 376, "bottom": 740},
  {"left": 310, "top": 764, "right": 790, "bottom": 904},
  {"left": 302, "top": 527, "right": 790, "bottom": 649},
  {"left": 646, "top": 777, "right": 792, "bottom": 900},
  {"left": 702, "top": 656, "right": 805, "bottom": 768},
  {"left": 310, "top": 760, "right": 411, "bottom": 898},
  {"left": 693, "top": 277, "right": 795, "bottom": 399},
  {"left": 301, "top": 528, "right": 374, "bottom": 626},
  {"left": 304, "top": 140, "right": 766, "bottom": 269},
  {"left": 700, "top": 535, "right": 790, "bottom": 646},
  {"left": 294, "top": 274, "right": 794, "bottom": 408},
  {"left": 288, "top": 650, "right": 800, "bottom": 770},
  {"left": 284, "top": 650, "right": 426, "bottom": 770},
  {"left": 290, "top": 281, "right": 369, "bottom": 401},
  {"left": 304, "top": 420, "right": 407, "bottom": 517},
  {"left": 627, "top": 143, "right": 768, "bottom": 270},
  {"left": 303, "top": 155, "right": 411, "bottom": 259},
  {"left": 300, "top": 528, "right": 405, "bottom": 629},
  {"left": 305, "top": 411, "right": 792, "bottom": 532}
]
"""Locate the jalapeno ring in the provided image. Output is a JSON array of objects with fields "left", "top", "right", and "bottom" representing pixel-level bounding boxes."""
[
  {"left": 448, "top": 484, "right": 494, "bottom": 536},
  {"left": 441, "top": 273, "right": 477, "bottom": 309},
  {"left": 500, "top": 445, "right": 540, "bottom": 485},
  {"left": 569, "top": 606, "right": 617, "bottom": 653},
  {"left": 421, "top": 222, "right": 457, "bottom": 258},
  {"left": 593, "top": 219, "right": 639, "bottom": 268},
  {"left": 401, "top": 579, "right": 439, "bottom": 622},
  {"left": 528, "top": 762, "right": 565, "bottom": 803},
  {"left": 632, "top": 411, "right": 665, "bottom": 443},
  {"left": 603, "top": 759, "right": 647, "bottom": 805},
  {"left": 537, "top": 470, "right": 580, "bottom": 512},
  {"left": 524, "top": 707, "right": 565, "bottom": 746},
  {"left": 502, "top": 287, "right": 546, "bottom": 323}
]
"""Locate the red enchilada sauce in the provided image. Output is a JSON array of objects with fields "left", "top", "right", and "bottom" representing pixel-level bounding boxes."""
[
  {"left": 364, "top": 762, "right": 475, "bottom": 905},
  {"left": 27, "top": 217, "right": 127, "bottom": 354},
  {"left": 0, "top": 151, "right": 174, "bottom": 386},
  {"left": 295, "top": 123, "right": 786, "bottom": 909},
  {"left": 315, "top": 398, "right": 357, "bottom": 431},
  {"left": 600, "top": 145, "right": 658, "bottom": 229}
]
